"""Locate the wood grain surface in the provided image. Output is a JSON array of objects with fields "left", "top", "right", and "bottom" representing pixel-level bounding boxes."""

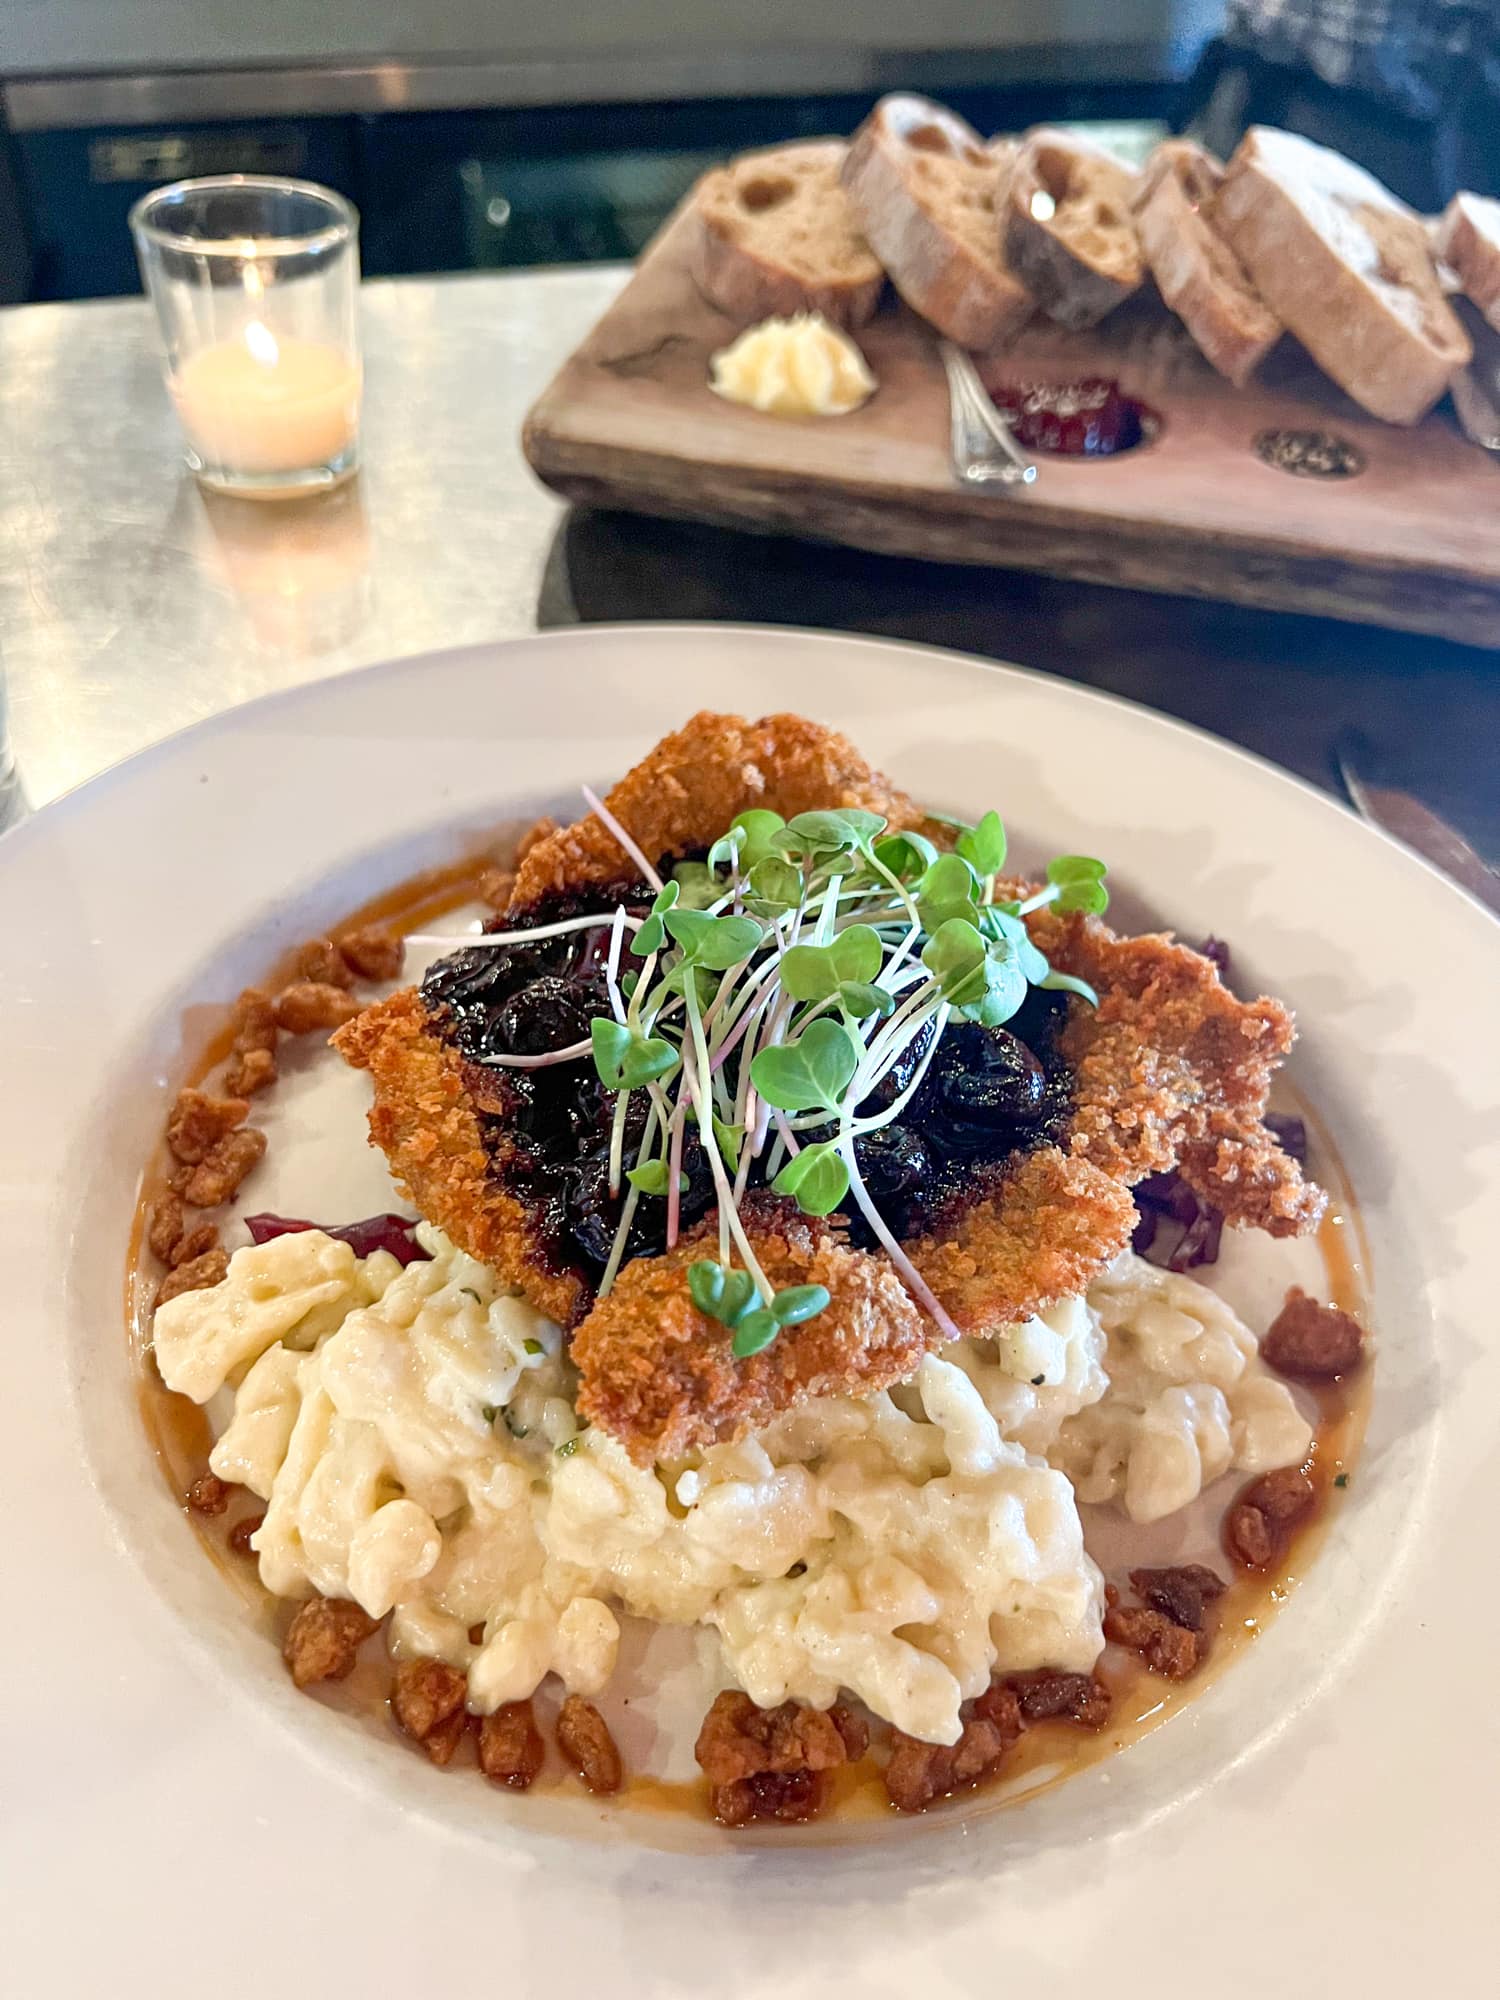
[{"left": 523, "top": 203, "right": 1500, "bottom": 647}]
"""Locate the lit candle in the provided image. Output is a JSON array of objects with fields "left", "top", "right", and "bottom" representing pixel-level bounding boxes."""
[{"left": 171, "top": 321, "right": 361, "bottom": 477}]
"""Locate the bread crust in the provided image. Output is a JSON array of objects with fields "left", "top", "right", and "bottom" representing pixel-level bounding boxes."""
[
  {"left": 1433, "top": 191, "right": 1500, "bottom": 333},
  {"left": 841, "top": 94, "right": 1030, "bottom": 350},
  {"left": 1215, "top": 126, "right": 1469, "bottom": 425},
  {"left": 1132, "top": 140, "right": 1280, "bottom": 387},
  {"left": 1004, "top": 128, "right": 1143, "bottom": 331},
  {"left": 689, "top": 141, "right": 884, "bottom": 329}
]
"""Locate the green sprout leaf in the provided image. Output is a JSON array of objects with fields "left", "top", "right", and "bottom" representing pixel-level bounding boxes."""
[
  {"left": 728, "top": 810, "right": 786, "bottom": 871},
  {"left": 780, "top": 943, "right": 840, "bottom": 1002},
  {"left": 1041, "top": 967, "right": 1100, "bottom": 1005},
  {"left": 660, "top": 961, "right": 720, "bottom": 1008},
  {"left": 688, "top": 1259, "right": 757, "bottom": 1327},
  {"left": 872, "top": 830, "right": 939, "bottom": 881},
  {"left": 1046, "top": 855, "right": 1109, "bottom": 916},
  {"left": 771, "top": 1284, "right": 831, "bottom": 1327},
  {"left": 630, "top": 880, "right": 680, "bottom": 956},
  {"left": 959, "top": 945, "right": 1028, "bottom": 1027},
  {"left": 838, "top": 980, "right": 894, "bottom": 1019},
  {"left": 775, "top": 807, "right": 886, "bottom": 862},
  {"left": 918, "top": 852, "right": 981, "bottom": 933},
  {"left": 671, "top": 860, "right": 722, "bottom": 910},
  {"left": 750, "top": 1017, "right": 860, "bottom": 1113},
  {"left": 922, "top": 917, "right": 987, "bottom": 995},
  {"left": 771, "top": 1139, "right": 850, "bottom": 1216},
  {"left": 731, "top": 1310, "right": 780, "bottom": 1358},
  {"left": 590, "top": 1016, "right": 631, "bottom": 1082},
  {"left": 712, "top": 1117, "right": 744, "bottom": 1173},
  {"left": 664, "top": 908, "right": 764, "bottom": 969},
  {"left": 981, "top": 905, "right": 1051, "bottom": 985},
  {"left": 590, "top": 1017, "right": 678, "bottom": 1091},
  {"left": 922, "top": 920, "right": 1026, "bottom": 1027},
  {"left": 1047, "top": 854, "right": 1107, "bottom": 884},
  {"left": 731, "top": 1281, "right": 834, "bottom": 1356},
  {"left": 745, "top": 856, "right": 803, "bottom": 915},
  {"left": 956, "top": 809, "right": 1007, "bottom": 879},
  {"left": 625, "top": 1158, "right": 687, "bottom": 1196},
  {"left": 781, "top": 925, "right": 886, "bottom": 1004},
  {"left": 704, "top": 829, "right": 744, "bottom": 875},
  {"left": 830, "top": 924, "right": 882, "bottom": 984}
]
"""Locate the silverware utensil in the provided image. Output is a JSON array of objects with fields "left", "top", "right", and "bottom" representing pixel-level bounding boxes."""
[
  {"left": 1335, "top": 732, "right": 1500, "bottom": 917},
  {"left": 940, "top": 342, "right": 1038, "bottom": 488}
]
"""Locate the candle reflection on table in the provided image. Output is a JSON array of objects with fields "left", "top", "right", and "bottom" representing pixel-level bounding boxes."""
[{"left": 195, "top": 479, "right": 372, "bottom": 656}]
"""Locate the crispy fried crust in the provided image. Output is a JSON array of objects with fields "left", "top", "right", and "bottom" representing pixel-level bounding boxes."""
[
  {"left": 1031, "top": 912, "right": 1325, "bottom": 1237},
  {"left": 511, "top": 709, "right": 930, "bottom": 907},
  {"left": 333, "top": 989, "right": 590, "bottom": 1327},
  {"left": 337, "top": 715, "right": 1322, "bottom": 1462},
  {"left": 572, "top": 1198, "right": 928, "bottom": 1462},
  {"left": 906, "top": 1146, "right": 1137, "bottom": 1339}
]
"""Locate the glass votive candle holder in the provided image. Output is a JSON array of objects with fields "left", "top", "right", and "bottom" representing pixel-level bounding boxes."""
[{"left": 130, "top": 176, "right": 362, "bottom": 500}]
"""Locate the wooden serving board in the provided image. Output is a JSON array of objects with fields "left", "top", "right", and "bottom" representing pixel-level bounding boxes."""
[{"left": 524, "top": 203, "right": 1500, "bottom": 647}]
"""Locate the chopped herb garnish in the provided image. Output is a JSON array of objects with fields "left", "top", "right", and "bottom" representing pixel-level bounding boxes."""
[
  {"left": 480, "top": 1404, "right": 497, "bottom": 1424},
  {"left": 503, "top": 1410, "right": 529, "bottom": 1439},
  {"left": 1031, "top": 1374, "right": 1046, "bottom": 1387},
  {"left": 461, "top": 795, "right": 1108, "bottom": 1359},
  {"left": 1334, "top": 1472, "right": 1349, "bottom": 1488},
  {"left": 522, "top": 1337, "right": 544, "bottom": 1356},
  {"left": 556, "top": 1436, "right": 581, "bottom": 1458}
]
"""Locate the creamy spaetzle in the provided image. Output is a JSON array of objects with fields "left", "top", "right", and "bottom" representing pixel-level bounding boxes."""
[{"left": 152, "top": 1229, "right": 1313, "bottom": 1744}]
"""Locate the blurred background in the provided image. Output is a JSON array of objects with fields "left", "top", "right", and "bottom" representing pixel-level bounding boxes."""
[{"left": 6, "top": 0, "right": 1495, "bottom": 306}]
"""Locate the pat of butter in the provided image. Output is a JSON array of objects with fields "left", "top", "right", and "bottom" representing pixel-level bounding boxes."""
[{"left": 709, "top": 313, "right": 876, "bottom": 417}]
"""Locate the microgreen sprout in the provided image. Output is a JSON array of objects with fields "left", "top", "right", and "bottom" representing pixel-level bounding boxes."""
[{"left": 457, "top": 788, "right": 1109, "bottom": 1358}]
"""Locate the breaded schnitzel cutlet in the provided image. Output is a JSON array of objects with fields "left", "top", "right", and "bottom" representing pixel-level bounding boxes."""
[{"left": 336, "top": 711, "right": 1323, "bottom": 1464}]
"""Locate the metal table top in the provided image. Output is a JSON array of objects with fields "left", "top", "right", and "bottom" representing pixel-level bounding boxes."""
[{"left": 0, "top": 268, "right": 622, "bottom": 808}]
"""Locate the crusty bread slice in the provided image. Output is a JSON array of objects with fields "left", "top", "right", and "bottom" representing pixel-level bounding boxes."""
[
  {"left": 689, "top": 141, "right": 884, "bottom": 329},
  {"left": 1004, "top": 127, "right": 1144, "bottom": 330},
  {"left": 1215, "top": 127, "right": 1470, "bottom": 425},
  {"left": 1132, "top": 139, "right": 1281, "bottom": 386},
  {"left": 1433, "top": 191, "right": 1500, "bottom": 333},
  {"left": 840, "top": 94, "right": 1030, "bottom": 350}
]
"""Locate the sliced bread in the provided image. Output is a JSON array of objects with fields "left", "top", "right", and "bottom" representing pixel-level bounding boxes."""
[
  {"left": 1433, "top": 191, "right": 1500, "bottom": 332},
  {"left": 1131, "top": 140, "right": 1280, "bottom": 386},
  {"left": 689, "top": 141, "right": 884, "bottom": 329},
  {"left": 1214, "top": 126, "right": 1470, "bottom": 425},
  {"left": 840, "top": 95, "right": 1030, "bottom": 350},
  {"left": 1004, "top": 128, "right": 1144, "bottom": 330}
]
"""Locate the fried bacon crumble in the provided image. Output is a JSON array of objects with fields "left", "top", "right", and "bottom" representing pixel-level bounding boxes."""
[{"left": 333, "top": 710, "right": 1325, "bottom": 1464}]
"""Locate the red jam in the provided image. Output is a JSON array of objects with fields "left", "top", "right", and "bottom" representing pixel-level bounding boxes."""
[{"left": 981, "top": 376, "right": 1158, "bottom": 458}]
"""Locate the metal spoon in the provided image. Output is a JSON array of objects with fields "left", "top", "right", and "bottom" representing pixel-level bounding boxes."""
[{"left": 940, "top": 341, "right": 1038, "bottom": 488}]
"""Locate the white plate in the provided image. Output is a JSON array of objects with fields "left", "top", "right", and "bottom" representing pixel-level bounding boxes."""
[{"left": 2, "top": 625, "right": 1496, "bottom": 1995}]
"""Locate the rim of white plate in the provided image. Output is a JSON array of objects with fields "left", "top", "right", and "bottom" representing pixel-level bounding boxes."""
[{"left": 4, "top": 626, "right": 1497, "bottom": 1998}]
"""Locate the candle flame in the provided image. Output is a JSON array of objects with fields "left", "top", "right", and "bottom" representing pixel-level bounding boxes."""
[{"left": 243, "top": 320, "right": 280, "bottom": 367}]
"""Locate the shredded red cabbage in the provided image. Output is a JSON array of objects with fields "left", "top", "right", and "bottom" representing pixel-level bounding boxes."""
[
  {"left": 1133, "top": 937, "right": 1308, "bottom": 1269},
  {"left": 1132, "top": 1113, "right": 1310, "bottom": 1271},
  {"left": 1130, "top": 1173, "right": 1224, "bottom": 1271},
  {"left": 242, "top": 1212, "right": 432, "bottom": 1265},
  {"left": 1264, "top": 1111, "right": 1308, "bottom": 1163}
]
